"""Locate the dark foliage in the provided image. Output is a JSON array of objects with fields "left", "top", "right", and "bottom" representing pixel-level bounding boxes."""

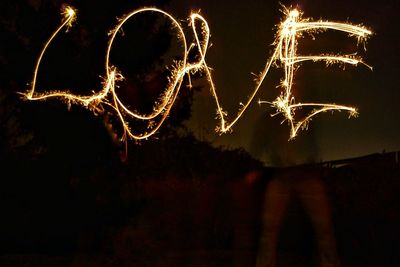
[{"left": 1, "top": 1, "right": 399, "bottom": 267}]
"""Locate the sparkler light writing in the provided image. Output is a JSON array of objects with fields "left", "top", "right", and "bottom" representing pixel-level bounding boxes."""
[{"left": 23, "top": 5, "right": 372, "bottom": 142}]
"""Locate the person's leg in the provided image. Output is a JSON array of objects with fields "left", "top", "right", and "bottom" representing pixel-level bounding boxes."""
[
  {"left": 296, "top": 171, "right": 340, "bottom": 267},
  {"left": 256, "top": 175, "right": 291, "bottom": 267}
]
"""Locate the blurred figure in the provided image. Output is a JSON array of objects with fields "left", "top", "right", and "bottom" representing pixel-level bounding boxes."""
[{"left": 252, "top": 114, "right": 340, "bottom": 267}]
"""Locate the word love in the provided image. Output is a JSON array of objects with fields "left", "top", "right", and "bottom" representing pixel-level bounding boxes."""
[{"left": 23, "top": 5, "right": 372, "bottom": 141}]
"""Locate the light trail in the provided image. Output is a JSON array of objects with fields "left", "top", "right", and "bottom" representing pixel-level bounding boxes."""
[{"left": 22, "top": 5, "right": 372, "bottom": 142}]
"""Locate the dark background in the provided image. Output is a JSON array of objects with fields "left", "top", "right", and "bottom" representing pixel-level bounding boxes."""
[
  {"left": 170, "top": 0, "right": 400, "bottom": 163},
  {"left": 0, "top": 0, "right": 399, "bottom": 266}
]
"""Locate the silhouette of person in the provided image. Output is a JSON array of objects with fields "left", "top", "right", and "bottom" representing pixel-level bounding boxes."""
[{"left": 251, "top": 113, "right": 341, "bottom": 267}]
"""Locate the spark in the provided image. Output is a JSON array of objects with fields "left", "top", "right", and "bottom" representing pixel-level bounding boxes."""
[
  {"left": 265, "top": 7, "right": 372, "bottom": 138},
  {"left": 22, "top": 5, "right": 372, "bottom": 142}
]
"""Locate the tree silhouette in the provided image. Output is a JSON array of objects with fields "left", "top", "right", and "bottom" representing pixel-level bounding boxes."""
[{"left": 0, "top": 1, "right": 267, "bottom": 266}]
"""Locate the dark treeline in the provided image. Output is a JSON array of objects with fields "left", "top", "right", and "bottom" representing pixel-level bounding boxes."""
[{"left": 1, "top": 1, "right": 400, "bottom": 267}]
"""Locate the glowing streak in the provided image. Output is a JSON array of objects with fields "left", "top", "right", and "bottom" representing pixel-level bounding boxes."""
[
  {"left": 266, "top": 8, "right": 372, "bottom": 138},
  {"left": 23, "top": 5, "right": 372, "bottom": 141}
]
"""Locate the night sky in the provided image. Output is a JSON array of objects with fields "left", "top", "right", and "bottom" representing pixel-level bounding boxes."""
[
  {"left": 167, "top": 0, "right": 400, "bottom": 163},
  {"left": 1, "top": 1, "right": 400, "bottom": 266},
  {"left": 2, "top": 0, "right": 399, "bottom": 163}
]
